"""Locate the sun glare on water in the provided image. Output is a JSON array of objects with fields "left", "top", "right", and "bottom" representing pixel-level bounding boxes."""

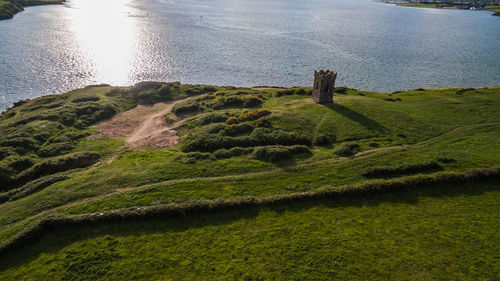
[{"left": 68, "top": 0, "right": 138, "bottom": 85}]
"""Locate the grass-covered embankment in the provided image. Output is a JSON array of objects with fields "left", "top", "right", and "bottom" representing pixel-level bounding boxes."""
[
  {"left": 0, "top": 83, "right": 499, "bottom": 278},
  {"left": 0, "top": 0, "right": 63, "bottom": 20},
  {"left": 0, "top": 179, "right": 498, "bottom": 280}
]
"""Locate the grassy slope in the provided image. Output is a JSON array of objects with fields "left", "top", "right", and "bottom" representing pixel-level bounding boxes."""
[
  {"left": 0, "top": 0, "right": 62, "bottom": 20},
  {"left": 0, "top": 181, "right": 498, "bottom": 280},
  {"left": 0, "top": 84, "right": 499, "bottom": 278}
]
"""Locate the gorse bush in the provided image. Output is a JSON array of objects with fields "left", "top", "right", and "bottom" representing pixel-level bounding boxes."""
[
  {"left": 362, "top": 161, "right": 443, "bottom": 178},
  {"left": 226, "top": 109, "right": 271, "bottom": 124}
]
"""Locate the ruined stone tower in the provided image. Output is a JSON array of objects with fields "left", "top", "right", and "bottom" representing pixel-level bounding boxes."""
[{"left": 312, "top": 69, "right": 337, "bottom": 104}]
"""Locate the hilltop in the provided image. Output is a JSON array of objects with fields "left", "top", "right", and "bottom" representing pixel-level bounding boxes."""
[{"left": 0, "top": 83, "right": 499, "bottom": 279}]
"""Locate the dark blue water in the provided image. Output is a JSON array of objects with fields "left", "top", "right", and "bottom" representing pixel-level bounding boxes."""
[{"left": 1, "top": 0, "right": 500, "bottom": 110}]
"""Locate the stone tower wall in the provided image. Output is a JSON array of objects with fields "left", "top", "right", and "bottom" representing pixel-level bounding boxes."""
[{"left": 312, "top": 70, "right": 337, "bottom": 104}]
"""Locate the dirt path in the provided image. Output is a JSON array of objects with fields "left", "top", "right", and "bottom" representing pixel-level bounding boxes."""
[{"left": 93, "top": 96, "right": 199, "bottom": 148}]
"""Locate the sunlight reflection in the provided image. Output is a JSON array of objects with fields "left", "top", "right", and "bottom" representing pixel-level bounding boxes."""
[{"left": 68, "top": 0, "right": 137, "bottom": 85}]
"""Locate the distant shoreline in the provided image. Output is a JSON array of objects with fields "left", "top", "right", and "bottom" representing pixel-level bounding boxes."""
[
  {"left": 387, "top": 1, "right": 500, "bottom": 16},
  {"left": 0, "top": 0, "right": 64, "bottom": 20}
]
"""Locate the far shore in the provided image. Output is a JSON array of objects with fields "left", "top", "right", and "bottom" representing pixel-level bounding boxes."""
[
  {"left": 0, "top": 0, "right": 64, "bottom": 20},
  {"left": 392, "top": 2, "right": 500, "bottom": 16}
]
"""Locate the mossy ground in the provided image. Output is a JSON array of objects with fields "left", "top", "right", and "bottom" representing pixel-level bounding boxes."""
[{"left": 0, "top": 84, "right": 499, "bottom": 279}]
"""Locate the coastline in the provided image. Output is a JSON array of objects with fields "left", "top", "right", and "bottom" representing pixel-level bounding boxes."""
[
  {"left": 393, "top": 2, "right": 500, "bottom": 16},
  {"left": 0, "top": 0, "right": 64, "bottom": 20}
]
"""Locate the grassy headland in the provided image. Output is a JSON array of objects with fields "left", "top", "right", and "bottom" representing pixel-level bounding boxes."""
[
  {"left": 0, "top": 0, "right": 63, "bottom": 20},
  {"left": 0, "top": 83, "right": 499, "bottom": 278},
  {"left": 393, "top": 1, "right": 500, "bottom": 16}
]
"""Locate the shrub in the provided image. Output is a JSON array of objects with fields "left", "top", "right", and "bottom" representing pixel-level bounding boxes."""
[
  {"left": 202, "top": 86, "right": 217, "bottom": 93},
  {"left": 137, "top": 90, "right": 157, "bottom": 105},
  {"left": 252, "top": 145, "right": 310, "bottom": 162},
  {"left": 157, "top": 85, "right": 172, "bottom": 100},
  {"left": 313, "top": 134, "right": 330, "bottom": 146},
  {"left": 274, "top": 88, "right": 308, "bottom": 97},
  {"left": 252, "top": 146, "right": 291, "bottom": 162},
  {"left": 182, "top": 129, "right": 311, "bottom": 152},
  {"left": 223, "top": 123, "right": 255, "bottom": 136},
  {"left": 256, "top": 116, "right": 271, "bottom": 127},
  {"left": 0, "top": 137, "right": 39, "bottom": 151},
  {"left": 210, "top": 96, "right": 243, "bottom": 109},
  {"left": 8, "top": 157, "right": 35, "bottom": 172},
  {"left": 226, "top": 109, "right": 271, "bottom": 125},
  {"left": 213, "top": 147, "right": 254, "bottom": 159},
  {"left": 172, "top": 103, "right": 200, "bottom": 115},
  {"left": 242, "top": 95, "right": 263, "bottom": 107},
  {"left": 334, "top": 143, "right": 360, "bottom": 157},
  {"left": 0, "top": 164, "right": 14, "bottom": 191},
  {"left": 33, "top": 132, "right": 51, "bottom": 143},
  {"left": 203, "top": 123, "right": 226, "bottom": 134},
  {"left": 289, "top": 145, "right": 312, "bottom": 155},
  {"left": 0, "top": 147, "right": 15, "bottom": 161},
  {"left": 38, "top": 143, "right": 74, "bottom": 157},
  {"left": 362, "top": 161, "right": 442, "bottom": 178},
  {"left": 129, "top": 81, "right": 163, "bottom": 94},
  {"left": 59, "top": 112, "right": 77, "bottom": 126},
  {"left": 199, "top": 113, "right": 227, "bottom": 125},
  {"left": 185, "top": 152, "right": 211, "bottom": 161}
]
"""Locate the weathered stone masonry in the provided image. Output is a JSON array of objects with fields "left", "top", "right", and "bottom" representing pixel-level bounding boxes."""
[{"left": 312, "top": 70, "right": 337, "bottom": 104}]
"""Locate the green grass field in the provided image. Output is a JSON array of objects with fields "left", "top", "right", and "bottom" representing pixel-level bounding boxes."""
[
  {"left": 0, "top": 181, "right": 498, "bottom": 280},
  {"left": 0, "top": 83, "right": 499, "bottom": 279}
]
